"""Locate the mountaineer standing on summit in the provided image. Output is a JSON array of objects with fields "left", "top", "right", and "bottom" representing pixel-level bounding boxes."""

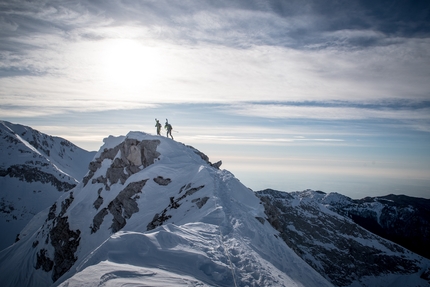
[
  {"left": 155, "top": 118, "right": 161, "bottom": 135},
  {"left": 165, "top": 119, "right": 174, "bottom": 140}
]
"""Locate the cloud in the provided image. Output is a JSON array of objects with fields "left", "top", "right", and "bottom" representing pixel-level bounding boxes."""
[
  {"left": 2, "top": 0, "right": 428, "bottom": 54},
  {"left": 219, "top": 101, "right": 430, "bottom": 134},
  {"left": 182, "top": 134, "right": 344, "bottom": 145},
  {"left": 226, "top": 102, "right": 430, "bottom": 121},
  {"left": 1, "top": 38, "right": 429, "bottom": 111},
  {"left": 1, "top": 0, "right": 430, "bottom": 116}
]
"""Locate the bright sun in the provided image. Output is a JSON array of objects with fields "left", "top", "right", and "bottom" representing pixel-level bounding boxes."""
[{"left": 100, "top": 39, "right": 163, "bottom": 90}]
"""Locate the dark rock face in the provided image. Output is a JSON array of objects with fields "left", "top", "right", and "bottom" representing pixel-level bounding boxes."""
[
  {"left": 83, "top": 139, "right": 160, "bottom": 187},
  {"left": 47, "top": 203, "right": 56, "bottom": 221},
  {"left": 211, "top": 160, "right": 222, "bottom": 169},
  {"left": 91, "top": 180, "right": 148, "bottom": 233},
  {"left": 91, "top": 208, "right": 108, "bottom": 234},
  {"left": 147, "top": 184, "right": 206, "bottom": 231},
  {"left": 93, "top": 195, "right": 103, "bottom": 209},
  {"left": 185, "top": 145, "right": 221, "bottom": 169},
  {"left": 85, "top": 138, "right": 161, "bottom": 234},
  {"left": 34, "top": 192, "right": 81, "bottom": 283},
  {"left": 50, "top": 216, "right": 81, "bottom": 282},
  {"left": 256, "top": 189, "right": 426, "bottom": 287},
  {"left": 147, "top": 212, "right": 172, "bottom": 231},
  {"left": 0, "top": 165, "right": 76, "bottom": 191},
  {"left": 153, "top": 176, "right": 172, "bottom": 186},
  {"left": 108, "top": 180, "right": 147, "bottom": 233},
  {"left": 35, "top": 249, "right": 53, "bottom": 272},
  {"left": 192, "top": 197, "right": 210, "bottom": 209}
]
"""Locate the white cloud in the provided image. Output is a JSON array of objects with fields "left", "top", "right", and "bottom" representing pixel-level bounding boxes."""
[
  {"left": 226, "top": 103, "right": 430, "bottom": 121},
  {"left": 3, "top": 36, "right": 430, "bottom": 112}
]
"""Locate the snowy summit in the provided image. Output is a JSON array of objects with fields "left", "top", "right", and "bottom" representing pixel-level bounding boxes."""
[{"left": 0, "top": 131, "right": 331, "bottom": 287}]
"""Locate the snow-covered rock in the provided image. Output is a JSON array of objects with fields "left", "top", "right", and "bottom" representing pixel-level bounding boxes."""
[
  {"left": 256, "top": 189, "right": 430, "bottom": 287},
  {"left": 0, "top": 132, "right": 332, "bottom": 287},
  {"left": 0, "top": 121, "right": 95, "bottom": 250}
]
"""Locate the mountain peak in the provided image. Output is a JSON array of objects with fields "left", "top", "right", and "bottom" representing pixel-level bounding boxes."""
[
  {"left": 0, "top": 131, "right": 331, "bottom": 287},
  {"left": 3, "top": 128, "right": 428, "bottom": 286}
]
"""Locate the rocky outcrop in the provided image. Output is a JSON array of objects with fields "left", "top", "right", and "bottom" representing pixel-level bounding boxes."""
[
  {"left": 0, "top": 165, "right": 76, "bottom": 191},
  {"left": 186, "top": 145, "right": 222, "bottom": 169},
  {"left": 147, "top": 183, "right": 206, "bottom": 230},
  {"left": 192, "top": 197, "right": 210, "bottom": 209},
  {"left": 34, "top": 192, "right": 81, "bottom": 282},
  {"left": 83, "top": 139, "right": 160, "bottom": 187},
  {"left": 91, "top": 180, "right": 148, "bottom": 233},
  {"left": 35, "top": 249, "right": 53, "bottom": 272},
  {"left": 50, "top": 216, "right": 81, "bottom": 282},
  {"left": 211, "top": 160, "right": 222, "bottom": 169},
  {"left": 83, "top": 138, "right": 163, "bottom": 234},
  {"left": 93, "top": 195, "right": 103, "bottom": 210},
  {"left": 153, "top": 176, "right": 172, "bottom": 186}
]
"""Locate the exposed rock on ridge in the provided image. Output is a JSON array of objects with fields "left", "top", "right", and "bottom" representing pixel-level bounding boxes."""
[
  {"left": 153, "top": 176, "right": 171, "bottom": 186},
  {"left": 83, "top": 138, "right": 160, "bottom": 188},
  {"left": 91, "top": 179, "right": 148, "bottom": 233},
  {"left": 186, "top": 145, "right": 222, "bottom": 169},
  {"left": 84, "top": 138, "right": 162, "bottom": 234},
  {"left": 147, "top": 183, "right": 206, "bottom": 231},
  {"left": 34, "top": 192, "right": 81, "bottom": 282}
]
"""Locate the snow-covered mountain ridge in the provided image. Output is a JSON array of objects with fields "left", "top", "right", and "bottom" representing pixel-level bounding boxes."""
[
  {"left": 0, "top": 121, "right": 95, "bottom": 250},
  {"left": 256, "top": 189, "right": 430, "bottom": 287},
  {"left": 1, "top": 122, "right": 429, "bottom": 287},
  {"left": 0, "top": 131, "right": 332, "bottom": 287}
]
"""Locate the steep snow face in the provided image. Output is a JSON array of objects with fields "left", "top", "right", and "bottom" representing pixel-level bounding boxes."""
[
  {"left": 0, "top": 132, "right": 332, "bottom": 287},
  {"left": 0, "top": 121, "right": 96, "bottom": 251},
  {"left": 256, "top": 189, "right": 430, "bottom": 287}
]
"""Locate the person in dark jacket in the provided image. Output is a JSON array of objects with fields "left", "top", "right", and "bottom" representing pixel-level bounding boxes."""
[
  {"left": 165, "top": 119, "right": 173, "bottom": 139},
  {"left": 155, "top": 118, "right": 162, "bottom": 135}
]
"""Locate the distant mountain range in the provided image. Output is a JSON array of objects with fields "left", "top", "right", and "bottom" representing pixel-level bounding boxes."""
[
  {"left": 256, "top": 189, "right": 430, "bottom": 286},
  {"left": 0, "top": 121, "right": 428, "bottom": 287}
]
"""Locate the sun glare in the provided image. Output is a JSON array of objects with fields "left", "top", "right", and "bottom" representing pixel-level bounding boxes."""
[{"left": 100, "top": 39, "right": 163, "bottom": 90}]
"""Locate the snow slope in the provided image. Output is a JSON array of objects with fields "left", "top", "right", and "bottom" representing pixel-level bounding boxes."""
[
  {"left": 0, "top": 132, "right": 332, "bottom": 287},
  {"left": 0, "top": 121, "right": 96, "bottom": 250}
]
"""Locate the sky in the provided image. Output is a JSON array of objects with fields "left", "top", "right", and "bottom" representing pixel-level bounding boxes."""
[{"left": 1, "top": 0, "right": 430, "bottom": 199}]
